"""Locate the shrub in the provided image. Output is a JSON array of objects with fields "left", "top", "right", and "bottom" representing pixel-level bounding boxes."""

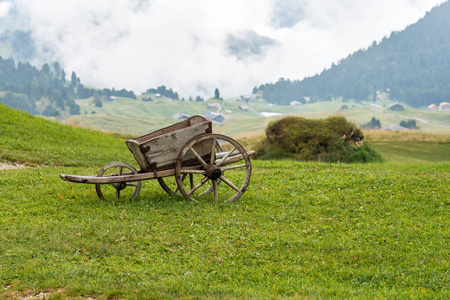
[
  {"left": 256, "top": 116, "right": 383, "bottom": 163},
  {"left": 400, "top": 119, "right": 419, "bottom": 129},
  {"left": 361, "top": 117, "right": 382, "bottom": 129}
]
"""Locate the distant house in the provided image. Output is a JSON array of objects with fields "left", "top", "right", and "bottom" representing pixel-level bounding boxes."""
[
  {"left": 383, "top": 124, "right": 409, "bottom": 131},
  {"left": 171, "top": 113, "right": 190, "bottom": 120},
  {"left": 290, "top": 101, "right": 302, "bottom": 109},
  {"left": 207, "top": 102, "right": 221, "bottom": 110},
  {"left": 375, "top": 91, "right": 382, "bottom": 100},
  {"left": 439, "top": 102, "right": 450, "bottom": 110},
  {"left": 203, "top": 111, "right": 226, "bottom": 123},
  {"left": 267, "top": 103, "right": 276, "bottom": 108},
  {"left": 240, "top": 94, "right": 258, "bottom": 102},
  {"left": 340, "top": 105, "right": 348, "bottom": 110},
  {"left": 239, "top": 105, "right": 249, "bottom": 112},
  {"left": 428, "top": 104, "right": 438, "bottom": 111},
  {"left": 389, "top": 102, "right": 404, "bottom": 111}
]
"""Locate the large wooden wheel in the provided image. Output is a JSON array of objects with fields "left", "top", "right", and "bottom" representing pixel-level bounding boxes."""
[
  {"left": 175, "top": 133, "right": 251, "bottom": 202},
  {"left": 95, "top": 161, "right": 141, "bottom": 201},
  {"left": 158, "top": 143, "right": 223, "bottom": 196}
]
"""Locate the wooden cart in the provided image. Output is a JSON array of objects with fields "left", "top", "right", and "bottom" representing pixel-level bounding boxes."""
[{"left": 60, "top": 115, "right": 255, "bottom": 202}]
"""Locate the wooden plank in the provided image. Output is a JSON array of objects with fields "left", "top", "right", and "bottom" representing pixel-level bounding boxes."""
[
  {"left": 126, "top": 115, "right": 212, "bottom": 171},
  {"left": 139, "top": 122, "right": 212, "bottom": 170},
  {"left": 60, "top": 169, "right": 174, "bottom": 184},
  {"left": 59, "top": 150, "right": 255, "bottom": 184}
]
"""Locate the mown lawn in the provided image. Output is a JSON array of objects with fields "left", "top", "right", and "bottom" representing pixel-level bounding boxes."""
[
  {"left": 1, "top": 160, "right": 449, "bottom": 299},
  {"left": 0, "top": 104, "right": 449, "bottom": 298}
]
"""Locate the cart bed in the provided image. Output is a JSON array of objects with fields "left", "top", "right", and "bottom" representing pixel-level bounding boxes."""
[{"left": 126, "top": 115, "right": 212, "bottom": 171}]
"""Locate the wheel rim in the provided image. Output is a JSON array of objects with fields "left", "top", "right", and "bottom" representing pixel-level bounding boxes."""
[
  {"left": 175, "top": 134, "right": 251, "bottom": 202},
  {"left": 158, "top": 143, "right": 223, "bottom": 197},
  {"left": 95, "top": 161, "right": 142, "bottom": 201}
]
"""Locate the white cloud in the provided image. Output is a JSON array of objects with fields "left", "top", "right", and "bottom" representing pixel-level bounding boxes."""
[
  {"left": 0, "top": 1, "right": 12, "bottom": 17},
  {"left": 12, "top": 0, "right": 446, "bottom": 98}
]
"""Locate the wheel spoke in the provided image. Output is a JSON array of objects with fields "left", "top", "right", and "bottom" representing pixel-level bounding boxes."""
[
  {"left": 177, "top": 174, "right": 188, "bottom": 193},
  {"left": 220, "top": 175, "right": 240, "bottom": 192},
  {"left": 189, "top": 174, "right": 194, "bottom": 189},
  {"left": 96, "top": 162, "right": 141, "bottom": 201},
  {"left": 175, "top": 134, "right": 251, "bottom": 203},
  {"left": 199, "top": 187, "right": 211, "bottom": 196},
  {"left": 220, "top": 164, "right": 247, "bottom": 171},
  {"left": 199, "top": 179, "right": 221, "bottom": 196},
  {"left": 216, "top": 147, "right": 236, "bottom": 167},
  {"left": 187, "top": 176, "right": 209, "bottom": 196},
  {"left": 210, "top": 139, "right": 216, "bottom": 164},
  {"left": 188, "top": 147, "right": 208, "bottom": 169},
  {"left": 180, "top": 169, "right": 206, "bottom": 175}
]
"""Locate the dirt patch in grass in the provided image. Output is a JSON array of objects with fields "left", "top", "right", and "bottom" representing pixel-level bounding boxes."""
[{"left": 0, "top": 162, "right": 29, "bottom": 170}]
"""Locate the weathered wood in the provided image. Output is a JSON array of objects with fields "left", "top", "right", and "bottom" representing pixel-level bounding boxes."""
[
  {"left": 94, "top": 161, "right": 141, "bottom": 201},
  {"left": 60, "top": 169, "right": 173, "bottom": 184},
  {"left": 126, "top": 115, "right": 212, "bottom": 171},
  {"left": 60, "top": 150, "right": 255, "bottom": 185},
  {"left": 60, "top": 114, "right": 256, "bottom": 202},
  {"left": 175, "top": 133, "right": 252, "bottom": 203}
]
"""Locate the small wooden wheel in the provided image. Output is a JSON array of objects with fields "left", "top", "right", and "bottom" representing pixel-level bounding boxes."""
[
  {"left": 158, "top": 176, "right": 182, "bottom": 196},
  {"left": 95, "top": 161, "right": 141, "bottom": 201},
  {"left": 158, "top": 143, "right": 223, "bottom": 196},
  {"left": 175, "top": 133, "right": 251, "bottom": 202}
]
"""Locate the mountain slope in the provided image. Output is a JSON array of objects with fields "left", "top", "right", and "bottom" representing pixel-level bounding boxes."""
[{"left": 256, "top": 1, "right": 450, "bottom": 108}]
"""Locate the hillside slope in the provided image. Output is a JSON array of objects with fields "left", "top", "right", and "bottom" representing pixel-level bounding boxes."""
[
  {"left": 0, "top": 112, "right": 448, "bottom": 298},
  {"left": 0, "top": 104, "right": 132, "bottom": 167},
  {"left": 256, "top": 1, "right": 450, "bottom": 107}
]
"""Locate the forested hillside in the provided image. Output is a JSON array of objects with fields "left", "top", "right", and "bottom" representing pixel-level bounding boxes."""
[
  {"left": 256, "top": 1, "right": 450, "bottom": 108},
  {"left": 0, "top": 57, "right": 136, "bottom": 116}
]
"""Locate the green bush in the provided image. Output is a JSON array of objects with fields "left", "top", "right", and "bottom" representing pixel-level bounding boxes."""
[{"left": 256, "top": 116, "right": 383, "bottom": 163}]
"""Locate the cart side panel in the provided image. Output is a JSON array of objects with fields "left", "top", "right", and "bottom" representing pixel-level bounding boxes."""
[
  {"left": 127, "top": 118, "right": 212, "bottom": 171},
  {"left": 142, "top": 121, "right": 212, "bottom": 170},
  {"left": 132, "top": 119, "right": 190, "bottom": 144},
  {"left": 126, "top": 140, "right": 150, "bottom": 170},
  {"left": 130, "top": 115, "right": 209, "bottom": 144},
  {"left": 126, "top": 115, "right": 211, "bottom": 171}
]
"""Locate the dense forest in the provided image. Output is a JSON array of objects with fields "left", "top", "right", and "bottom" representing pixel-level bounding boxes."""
[
  {"left": 0, "top": 57, "right": 136, "bottom": 116},
  {"left": 255, "top": 1, "right": 450, "bottom": 108}
]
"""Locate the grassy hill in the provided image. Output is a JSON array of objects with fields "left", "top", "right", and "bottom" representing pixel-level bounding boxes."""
[
  {"left": 1, "top": 104, "right": 449, "bottom": 299},
  {"left": 66, "top": 95, "right": 450, "bottom": 139},
  {"left": 0, "top": 104, "right": 134, "bottom": 167}
]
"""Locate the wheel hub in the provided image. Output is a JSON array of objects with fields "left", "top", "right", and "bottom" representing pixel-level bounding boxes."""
[
  {"left": 207, "top": 165, "right": 222, "bottom": 180},
  {"left": 112, "top": 182, "right": 127, "bottom": 191}
]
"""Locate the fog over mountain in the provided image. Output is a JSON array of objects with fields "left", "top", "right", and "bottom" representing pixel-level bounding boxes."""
[{"left": 0, "top": 0, "right": 446, "bottom": 98}]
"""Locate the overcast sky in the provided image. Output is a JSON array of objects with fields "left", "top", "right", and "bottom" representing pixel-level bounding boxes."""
[{"left": 1, "top": 0, "right": 446, "bottom": 98}]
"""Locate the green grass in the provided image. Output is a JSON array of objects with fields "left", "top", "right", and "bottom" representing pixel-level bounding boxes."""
[
  {"left": 1, "top": 104, "right": 449, "bottom": 299},
  {"left": 1, "top": 162, "right": 448, "bottom": 299},
  {"left": 371, "top": 141, "right": 450, "bottom": 163},
  {"left": 67, "top": 97, "right": 450, "bottom": 137},
  {"left": 0, "top": 104, "right": 132, "bottom": 167}
]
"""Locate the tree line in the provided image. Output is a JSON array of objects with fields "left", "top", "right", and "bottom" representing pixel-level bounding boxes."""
[
  {"left": 0, "top": 56, "right": 136, "bottom": 116},
  {"left": 255, "top": 1, "right": 450, "bottom": 108}
]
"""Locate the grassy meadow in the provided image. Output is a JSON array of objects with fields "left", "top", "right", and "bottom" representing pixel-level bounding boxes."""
[
  {"left": 1, "top": 104, "right": 449, "bottom": 299},
  {"left": 65, "top": 95, "right": 450, "bottom": 138}
]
